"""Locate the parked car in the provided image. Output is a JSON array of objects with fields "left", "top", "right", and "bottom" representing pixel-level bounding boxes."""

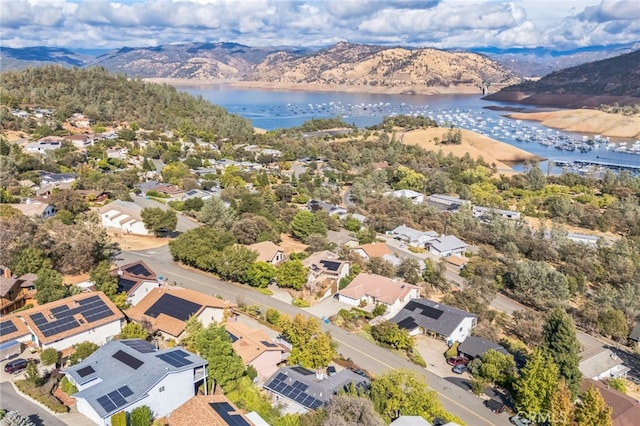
[
  {"left": 447, "top": 356, "right": 469, "bottom": 366},
  {"left": 452, "top": 364, "right": 468, "bottom": 374},
  {"left": 510, "top": 415, "right": 533, "bottom": 426},
  {"left": 4, "top": 358, "right": 28, "bottom": 374},
  {"left": 485, "top": 398, "right": 506, "bottom": 414}
]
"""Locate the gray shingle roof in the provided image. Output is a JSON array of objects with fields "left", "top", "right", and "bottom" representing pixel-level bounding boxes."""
[
  {"left": 630, "top": 323, "right": 640, "bottom": 342},
  {"left": 458, "top": 336, "right": 509, "bottom": 359},
  {"left": 390, "top": 299, "right": 476, "bottom": 337},
  {"left": 64, "top": 339, "right": 207, "bottom": 419}
]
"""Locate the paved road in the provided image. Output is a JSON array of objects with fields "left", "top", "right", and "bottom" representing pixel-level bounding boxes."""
[
  {"left": 130, "top": 194, "right": 199, "bottom": 233},
  {"left": 118, "top": 246, "right": 512, "bottom": 426},
  {"left": 0, "top": 382, "right": 66, "bottom": 426}
]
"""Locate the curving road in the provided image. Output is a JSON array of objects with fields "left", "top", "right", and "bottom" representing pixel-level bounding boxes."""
[{"left": 118, "top": 245, "right": 512, "bottom": 425}]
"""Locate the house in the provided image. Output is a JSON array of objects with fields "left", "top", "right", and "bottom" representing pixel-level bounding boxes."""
[
  {"left": 302, "top": 251, "right": 350, "bottom": 294},
  {"left": 580, "top": 379, "right": 640, "bottom": 426},
  {"left": 111, "top": 261, "right": 159, "bottom": 306},
  {"left": 307, "top": 200, "right": 347, "bottom": 217},
  {"left": 326, "top": 230, "right": 359, "bottom": 248},
  {"left": 457, "top": 336, "right": 509, "bottom": 360},
  {"left": 566, "top": 232, "right": 600, "bottom": 246},
  {"left": 69, "top": 113, "right": 93, "bottom": 128},
  {"left": 125, "top": 287, "right": 235, "bottom": 340},
  {"left": 427, "top": 235, "right": 468, "bottom": 257},
  {"left": 181, "top": 189, "right": 213, "bottom": 201},
  {"left": 390, "top": 417, "right": 432, "bottom": 426},
  {"left": 0, "top": 316, "right": 31, "bottom": 360},
  {"left": 579, "top": 348, "right": 630, "bottom": 380},
  {"left": 263, "top": 366, "right": 369, "bottom": 413},
  {"left": 427, "top": 194, "right": 470, "bottom": 207},
  {"left": 106, "top": 147, "right": 128, "bottom": 160},
  {"left": 167, "top": 395, "right": 257, "bottom": 426},
  {"left": 24, "top": 140, "right": 63, "bottom": 153},
  {"left": 629, "top": 323, "right": 640, "bottom": 347},
  {"left": 6, "top": 201, "right": 56, "bottom": 219},
  {"left": 248, "top": 241, "right": 285, "bottom": 266},
  {"left": 100, "top": 200, "right": 150, "bottom": 236},
  {"left": 387, "top": 189, "right": 424, "bottom": 205},
  {"left": 0, "top": 268, "right": 37, "bottom": 314},
  {"left": 352, "top": 243, "right": 392, "bottom": 260},
  {"left": 445, "top": 255, "right": 468, "bottom": 270},
  {"left": 12, "top": 292, "right": 124, "bottom": 352},
  {"left": 40, "top": 172, "right": 77, "bottom": 186},
  {"left": 64, "top": 134, "right": 94, "bottom": 149},
  {"left": 388, "top": 225, "right": 437, "bottom": 247},
  {"left": 472, "top": 206, "right": 521, "bottom": 221},
  {"left": 63, "top": 339, "right": 208, "bottom": 426},
  {"left": 391, "top": 299, "right": 477, "bottom": 343},
  {"left": 225, "top": 321, "right": 288, "bottom": 381},
  {"left": 338, "top": 273, "right": 421, "bottom": 317}
]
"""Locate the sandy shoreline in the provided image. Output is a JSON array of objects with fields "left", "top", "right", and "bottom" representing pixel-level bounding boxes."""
[{"left": 507, "top": 109, "right": 640, "bottom": 139}]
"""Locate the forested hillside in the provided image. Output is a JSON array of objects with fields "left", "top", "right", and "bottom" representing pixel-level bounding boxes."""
[{"left": 0, "top": 66, "right": 254, "bottom": 140}]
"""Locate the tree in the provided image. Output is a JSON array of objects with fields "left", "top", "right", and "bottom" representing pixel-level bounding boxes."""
[
  {"left": 513, "top": 347, "right": 560, "bottom": 416},
  {"left": 40, "top": 348, "right": 59, "bottom": 367},
  {"left": 90, "top": 260, "right": 118, "bottom": 297},
  {"left": 506, "top": 260, "right": 570, "bottom": 310},
  {"left": 129, "top": 405, "right": 153, "bottom": 426},
  {"left": 161, "top": 162, "right": 190, "bottom": 184},
  {"left": 323, "top": 395, "right": 385, "bottom": 426},
  {"left": 141, "top": 207, "right": 177, "bottom": 236},
  {"left": 396, "top": 258, "right": 422, "bottom": 284},
  {"left": 69, "top": 341, "right": 99, "bottom": 366},
  {"left": 169, "top": 227, "right": 235, "bottom": 270},
  {"left": 214, "top": 245, "right": 258, "bottom": 283},
  {"left": 275, "top": 260, "right": 309, "bottom": 290},
  {"left": 192, "top": 321, "right": 245, "bottom": 392},
  {"left": 24, "top": 361, "right": 42, "bottom": 386},
  {"left": 196, "top": 197, "right": 237, "bottom": 230},
  {"left": 49, "top": 189, "right": 88, "bottom": 214},
  {"left": 281, "top": 314, "right": 336, "bottom": 369},
  {"left": 548, "top": 380, "right": 574, "bottom": 426},
  {"left": 120, "top": 323, "right": 149, "bottom": 340},
  {"left": 542, "top": 308, "right": 582, "bottom": 398},
  {"left": 597, "top": 309, "right": 629, "bottom": 341},
  {"left": 246, "top": 261, "right": 276, "bottom": 288},
  {"left": 34, "top": 267, "right": 70, "bottom": 304},
  {"left": 574, "top": 385, "right": 612, "bottom": 426},
  {"left": 370, "top": 369, "right": 461, "bottom": 424},
  {"left": 11, "top": 246, "right": 51, "bottom": 276},
  {"left": 230, "top": 215, "right": 276, "bottom": 245},
  {"left": 370, "top": 321, "right": 414, "bottom": 350},
  {"left": 290, "top": 210, "right": 327, "bottom": 241},
  {"left": 0, "top": 411, "right": 36, "bottom": 426},
  {"left": 468, "top": 349, "right": 516, "bottom": 388}
]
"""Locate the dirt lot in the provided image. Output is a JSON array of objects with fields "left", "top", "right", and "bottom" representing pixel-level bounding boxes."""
[
  {"left": 108, "top": 232, "right": 170, "bottom": 251},
  {"left": 279, "top": 234, "right": 308, "bottom": 255}
]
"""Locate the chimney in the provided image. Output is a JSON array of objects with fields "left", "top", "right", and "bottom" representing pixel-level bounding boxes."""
[
  {"left": 3, "top": 267, "right": 12, "bottom": 279},
  {"left": 315, "top": 371, "right": 324, "bottom": 381}
]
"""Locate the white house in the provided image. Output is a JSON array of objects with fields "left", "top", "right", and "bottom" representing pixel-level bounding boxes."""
[
  {"left": 391, "top": 298, "right": 477, "bottom": 343},
  {"left": 472, "top": 206, "right": 521, "bottom": 221},
  {"left": 426, "top": 194, "right": 471, "bottom": 207},
  {"left": 248, "top": 241, "right": 285, "bottom": 266},
  {"left": 427, "top": 235, "right": 468, "bottom": 257},
  {"left": 387, "top": 189, "right": 425, "bottom": 205},
  {"left": 13, "top": 292, "right": 124, "bottom": 352},
  {"left": 388, "top": 225, "right": 437, "bottom": 248},
  {"left": 7, "top": 202, "right": 56, "bottom": 219},
  {"left": 579, "top": 348, "right": 630, "bottom": 381},
  {"left": 63, "top": 340, "right": 208, "bottom": 426},
  {"left": 99, "top": 200, "right": 150, "bottom": 236},
  {"left": 24, "top": 140, "right": 63, "bottom": 153},
  {"left": 111, "top": 261, "right": 160, "bottom": 306},
  {"left": 338, "top": 273, "right": 421, "bottom": 318},
  {"left": 0, "top": 316, "right": 31, "bottom": 360}
]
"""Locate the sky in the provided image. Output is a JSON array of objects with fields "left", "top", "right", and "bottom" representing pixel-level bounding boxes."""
[{"left": 1, "top": 0, "right": 639, "bottom": 51}]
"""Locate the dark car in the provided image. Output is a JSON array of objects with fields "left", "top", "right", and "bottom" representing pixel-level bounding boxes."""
[
  {"left": 447, "top": 356, "right": 469, "bottom": 366},
  {"left": 4, "top": 358, "right": 28, "bottom": 374},
  {"left": 485, "top": 398, "right": 506, "bottom": 414},
  {"left": 452, "top": 364, "right": 468, "bottom": 374}
]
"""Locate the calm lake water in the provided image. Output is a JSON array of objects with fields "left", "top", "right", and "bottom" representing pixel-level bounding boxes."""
[{"left": 178, "top": 84, "right": 640, "bottom": 173}]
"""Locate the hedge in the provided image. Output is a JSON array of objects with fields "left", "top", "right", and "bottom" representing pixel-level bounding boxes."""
[{"left": 15, "top": 380, "right": 68, "bottom": 413}]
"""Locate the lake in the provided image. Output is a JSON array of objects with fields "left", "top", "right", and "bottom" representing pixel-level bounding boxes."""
[{"left": 178, "top": 84, "right": 640, "bottom": 173}]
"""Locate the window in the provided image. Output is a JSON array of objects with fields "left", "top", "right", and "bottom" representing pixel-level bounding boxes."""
[{"left": 159, "top": 386, "right": 165, "bottom": 392}]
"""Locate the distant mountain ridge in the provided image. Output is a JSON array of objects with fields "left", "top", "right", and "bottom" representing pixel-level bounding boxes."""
[{"left": 484, "top": 50, "right": 640, "bottom": 108}]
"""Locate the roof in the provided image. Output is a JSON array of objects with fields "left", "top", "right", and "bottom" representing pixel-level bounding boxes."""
[
  {"left": 5, "top": 203, "right": 52, "bottom": 218},
  {"left": 0, "top": 316, "right": 30, "bottom": 344},
  {"left": 125, "top": 287, "right": 235, "bottom": 337},
  {"left": 630, "top": 323, "right": 640, "bottom": 342},
  {"left": 445, "top": 255, "right": 468, "bottom": 267},
  {"left": 99, "top": 200, "right": 144, "bottom": 222},
  {"left": 390, "top": 189, "right": 423, "bottom": 199},
  {"left": 391, "top": 416, "right": 432, "bottom": 426},
  {"left": 112, "top": 260, "right": 157, "bottom": 295},
  {"left": 458, "top": 336, "right": 509, "bottom": 359},
  {"left": 326, "top": 230, "right": 358, "bottom": 247},
  {"left": 225, "top": 321, "right": 284, "bottom": 364},
  {"left": 15, "top": 292, "right": 124, "bottom": 345},
  {"left": 339, "top": 273, "right": 420, "bottom": 306},
  {"left": 391, "top": 299, "right": 476, "bottom": 337},
  {"left": 168, "top": 395, "right": 255, "bottom": 426},
  {"left": 472, "top": 206, "right": 520, "bottom": 216},
  {"left": 303, "top": 251, "right": 347, "bottom": 277},
  {"left": 0, "top": 275, "right": 19, "bottom": 298},
  {"left": 581, "top": 379, "right": 640, "bottom": 426},
  {"left": 355, "top": 243, "right": 392, "bottom": 258},
  {"left": 65, "top": 340, "right": 207, "bottom": 419},
  {"left": 427, "top": 194, "right": 470, "bottom": 205},
  {"left": 263, "top": 366, "right": 369, "bottom": 410},
  {"left": 307, "top": 200, "right": 346, "bottom": 215},
  {"left": 390, "top": 225, "right": 437, "bottom": 242},
  {"left": 579, "top": 348, "right": 628, "bottom": 379},
  {"left": 247, "top": 241, "right": 283, "bottom": 263},
  {"left": 428, "top": 235, "right": 468, "bottom": 253}
]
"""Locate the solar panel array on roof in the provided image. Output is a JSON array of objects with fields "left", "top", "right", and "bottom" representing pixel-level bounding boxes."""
[
  {"left": 396, "top": 317, "right": 418, "bottom": 330},
  {"left": 290, "top": 366, "right": 314, "bottom": 376},
  {"left": 156, "top": 349, "right": 193, "bottom": 368},
  {"left": 266, "top": 373, "right": 323, "bottom": 410},
  {"left": 29, "top": 295, "right": 115, "bottom": 338},
  {"left": 112, "top": 350, "right": 144, "bottom": 369},
  {"left": 124, "top": 263, "right": 153, "bottom": 277},
  {"left": 121, "top": 340, "right": 156, "bottom": 354},
  {"left": 209, "top": 402, "right": 250, "bottom": 426},
  {"left": 261, "top": 340, "right": 278, "bottom": 348},
  {"left": 117, "top": 278, "right": 138, "bottom": 293},
  {"left": 420, "top": 305, "right": 443, "bottom": 320},
  {"left": 77, "top": 366, "right": 95, "bottom": 378},
  {"left": 0, "top": 320, "right": 18, "bottom": 336},
  {"left": 144, "top": 293, "right": 202, "bottom": 321},
  {"left": 96, "top": 386, "right": 134, "bottom": 414},
  {"left": 319, "top": 260, "right": 341, "bottom": 272},
  {"left": 186, "top": 190, "right": 198, "bottom": 196}
]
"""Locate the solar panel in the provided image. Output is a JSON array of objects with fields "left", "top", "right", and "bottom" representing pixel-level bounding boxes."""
[
  {"left": 0, "top": 320, "right": 18, "bottom": 335},
  {"left": 261, "top": 340, "right": 277, "bottom": 348},
  {"left": 396, "top": 316, "right": 418, "bottom": 330},
  {"left": 125, "top": 263, "right": 153, "bottom": 277},
  {"left": 421, "top": 305, "right": 444, "bottom": 320},
  {"left": 291, "top": 366, "right": 314, "bottom": 376},
  {"left": 121, "top": 340, "right": 156, "bottom": 353},
  {"left": 275, "top": 372, "right": 286, "bottom": 381},
  {"left": 96, "top": 386, "right": 133, "bottom": 415},
  {"left": 117, "top": 278, "right": 138, "bottom": 293},
  {"left": 50, "top": 306, "right": 69, "bottom": 315},
  {"left": 227, "top": 331, "right": 239, "bottom": 343},
  {"left": 97, "top": 395, "right": 117, "bottom": 413},
  {"left": 209, "top": 402, "right": 250, "bottom": 426},
  {"left": 77, "top": 366, "right": 95, "bottom": 378},
  {"left": 156, "top": 350, "right": 193, "bottom": 368},
  {"left": 29, "top": 296, "right": 116, "bottom": 338},
  {"left": 320, "top": 260, "right": 341, "bottom": 271},
  {"left": 144, "top": 293, "right": 202, "bottom": 321},
  {"left": 112, "top": 350, "right": 143, "bottom": 369},
  {"left": 118, "top": 386, "right": 134, "bottom": 398}
]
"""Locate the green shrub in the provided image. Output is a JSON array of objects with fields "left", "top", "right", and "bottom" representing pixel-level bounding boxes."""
[
  {"left": 14, "top": 380, "right": 68, "bottom": 413},
  {"left": 445, "top": 342, "right": 459, "bottom": 359},
  {"left": 111, "top": 411, "right": 127, "bottom": 426},
  {"left": 603, "top": 377, "right": 627, "bottom": 394},
  {"left": 60, "top": 376, "right": 78, "bottom": 395},
  {"left": 470, "top": 378, "right": 486, "bottom": 396},
  {"left": 372, "top": 303, "right": 387, "bottom": 317},
  {"left": 40, "top": 348, "right": 60, "bottom": 367},
  {"left": 292, "top": 298, "right": 310, "bottom": 308},
  {"left": 256, "top": 287, "right": 273, "bottom": 295},
  {"left": 266, "top": 308, "right": 280, "bottom": 325},
  {"left": 130, "top": 405, "right": 153, "bottom": 426},
  {"left": 145, "top": 190, "right": 169, "bottom": 198},
  {"left": 409, "top": 350, "right": 427, "bottom": 368},
  {"left": 168, "top": 201, "right": 185, "bottom": 211}
]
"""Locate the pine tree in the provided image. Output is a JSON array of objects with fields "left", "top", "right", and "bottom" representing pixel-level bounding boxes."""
[
  {"left": 574, "top": 385, "right": 612, "bottom": 426},
  {"left": 549, "top": 380, "right": 574, "bottom": 426},
  {"left": 542, "top": 307, "right": 582, "bottom": 397},
  {"left": 513, "top": 347, "right": 559, "bottom": 416}
]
